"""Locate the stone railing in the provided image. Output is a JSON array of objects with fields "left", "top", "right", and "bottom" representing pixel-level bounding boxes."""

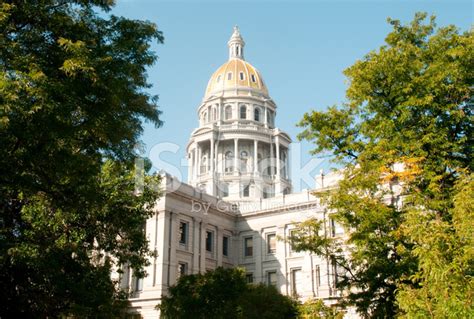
[{"left": 219, "top": 122, "right": 273, "bottom": 135}]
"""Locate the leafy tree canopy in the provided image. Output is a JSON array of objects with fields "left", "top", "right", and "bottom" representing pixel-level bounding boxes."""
[
  {"left": 159, "top": 267, "right": 299, "bottom": 319},
  {"left": 294, "top": 12, "right": 473, "bottom": 318},
  {"left": 0, "top": 0, "right": 163, "bottom": 316}
]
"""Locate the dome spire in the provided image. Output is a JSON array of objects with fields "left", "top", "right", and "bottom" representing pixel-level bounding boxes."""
[{"left": 228, "top": 25, "right": 245, "bottom": 60}]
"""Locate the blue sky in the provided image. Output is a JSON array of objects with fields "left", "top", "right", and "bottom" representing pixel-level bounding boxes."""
[{"left": 112, "top": 0, "right": 472, "bottom": 190}]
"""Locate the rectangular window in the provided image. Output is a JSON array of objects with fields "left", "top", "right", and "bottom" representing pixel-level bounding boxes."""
[
  {"left": 223, "top": 236, "right": 229, "bottom": 256},
  {"left": 244, "top": 236, "right": 253, "bottom": 257},
  {"left": 239, "top": 72, "right": 245, "bottom": 80},
  {"left": 206, "top": 231, "right": 214, "bottom": 252},
  {"left": 251, "top": 74, "right": 256, "bottom": 82},
  {"left": 330, "top": 218, "right": 344, "bottom": 236},
  {"left": 135, "top": 277, "right": 143, "bottom": 291},
  {"left": 243, "top": 185, "right": 250, "bottom": 197},
  {"left": 291, "top": 268, "right": 302, "bottom": 297},
  {"left": 227, "top": 72, "right": 232, "bottom": 80},
  {"left": 267, "top": 233, "right": 276, "bottom": 254},
  {"left": 267, "top": 271, "right": 277, "bottom": 286},
  {"left": 178, "top": 262, "right": 188, "bottom": 277},
  {"left": 330, "top": 218, "right": 336, "bottom": 237},
  {"left": 246, "top": 273, "right": 254, "bottom": 284},
  {"left": 179, "top": 221, "right": 188, "bottom": 245},
  {"left": 315, "top": 265, "right": 321, "bottom": 287},
  {"left": 289, "top": 229, "right": 295, "bottom": 253},
  {"left": 222, "top": 183, "right": 229, "bottom": 197}
]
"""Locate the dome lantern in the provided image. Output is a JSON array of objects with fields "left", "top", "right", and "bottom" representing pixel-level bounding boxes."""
[{"left": 228, "top": 26, "right": 245, "bottom": 60}]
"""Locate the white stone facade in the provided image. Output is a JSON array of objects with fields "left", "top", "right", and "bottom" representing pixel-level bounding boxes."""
[{"left": 124, "top": 27, "right": 355, "bottom": 318}]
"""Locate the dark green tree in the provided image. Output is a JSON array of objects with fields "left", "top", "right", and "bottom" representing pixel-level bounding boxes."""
[
  {"left": 293, "top": 13, "right": 473, "bottom": 318},
  {"left": 0, "top": 0, "right": 163, "bottom": 317},
  {"left": 239, "top": 283, "right": 300, "bottom": 319},
  {"left": 159, "top": 267, "right": 299, "bottom": 319}
]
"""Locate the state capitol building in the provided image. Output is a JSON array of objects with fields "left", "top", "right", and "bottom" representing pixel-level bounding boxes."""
[{"left": 119, "top": 27, "right": 355, "bottom": 318}]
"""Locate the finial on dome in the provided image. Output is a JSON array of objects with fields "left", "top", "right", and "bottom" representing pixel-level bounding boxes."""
[
  {"left": 233, "top": 25, "right": 240, "bottom": 36},
  {"left": 228, "top": 25, "right": 245, "bottom": 60}
]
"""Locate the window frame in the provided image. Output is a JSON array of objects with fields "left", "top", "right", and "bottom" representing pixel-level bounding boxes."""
[
  {"left": 244, "top": 236, "right": 253, "bottom": 257},
  {"left": 223, "top": 235, "right": 229, "bottom": 257},
  {"left": 291, "top": 268, "right": 302, "bottom": 297},
  {"left": 267, "top": 270, "right": 277, "bottom": 286},
  {"left": 266, "top": 233, "right": 276, "bottom": 254},
  {"left": 240, "top": 105, "right": 247, "bottom": 119},
  {"left": 246, "top": 273, "right": 254, "bottom": 284},
  {"left": 254, "top": 107, "right": 260, "bottom": 122},
  {"left": 242, "top": 184, "right": 250, "bottom": 197},
  {"left": 225, "top": 105, "right": 232, "bottom": 120},
  {"left": 179, "top": 221, "right": 188, "bottom": 245},
  {"left": 178, "top": 262, "right": 188, "bottom": 277},
  {"left": 205, "top": 230, "right": 214, "bottom": 252}
]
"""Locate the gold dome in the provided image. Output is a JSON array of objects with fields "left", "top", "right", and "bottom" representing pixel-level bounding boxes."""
[
  {"left": 205, "top": 27, "right": 269, "bottom": 98},
  {"left": 205, "top": 59, "right": 268, "bottom": 97}
]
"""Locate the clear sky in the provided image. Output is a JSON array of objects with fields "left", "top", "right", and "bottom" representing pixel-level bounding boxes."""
[{"left": 112, "top": 0, "right": 472, "bottom": 191}]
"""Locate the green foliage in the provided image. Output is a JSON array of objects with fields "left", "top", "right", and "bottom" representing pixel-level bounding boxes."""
[
  {"left": 397, "top": 173, "right": 474, "bottom": 318},
  {"left": 239, "top": 283, "right": 300, "bottom": 319},
  {"left": 0, "top": 0, "right": 163, "bottom": 317},
  {"left": 296, "top": 12, "right": 473, "bottom": 317},
  {"left": 298, "top": 299, "right": 344, "bottom": 319},
  {"left": 159, "top": 267, "right": 299, "bottom": 319}
]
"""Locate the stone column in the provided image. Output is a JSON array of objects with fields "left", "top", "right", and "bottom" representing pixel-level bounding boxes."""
[
  {"left": 253, "top": 140, "right": 258, "bottom": 175},
  {"left": 264, "top": 106, "right": 268, "bottom": 128},
  {"left": 234, "top": 138, "right": 239, "bottom": 174},
  {"left": 193, "top": 148, "right": 198, "bottom": 180},
  {"left": 188, "top": 152, "right": 193, "bottom": 183},
  {"left": 270, "top": 139, "right": 274, "bottom": 176},
  {"left": 200, "top": 222, "right": 207, "bottom": 272},
  {"left": 197, "top": 144, "right": 201, "bottom": 177},
  {"left": 192, "top": 217, "right": 201, "bottom": 274},
  {"left": 216, "top": 227, "right": 222, "bottom": 266},
  {"left": 275, "top": 136, "right": 281, "bottom": 178},
  {"left": 210, "top": 138, "right": 215, "bottom": 174},
  {"left": 168, "top": 212, "right": 178, "bottom": 286}
]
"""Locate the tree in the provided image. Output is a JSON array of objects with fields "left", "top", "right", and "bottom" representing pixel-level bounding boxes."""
[
  {"left": 298, "top": 299, "right": 344, "bottom": 319},
  {"left": 0, "top": 0, "right": 163, "bottom": 316},
  {"left": 294, "top": 13, "right": 473, "bottom": 317},
  {"left": 396, "top": 173, "right": 474, "bottom": 318},
  {"left": 159, "top": 267, "right": 299, "bottom": 319},
  {"left": 239, "top": 283, "right": 299, "bottom": 319}
]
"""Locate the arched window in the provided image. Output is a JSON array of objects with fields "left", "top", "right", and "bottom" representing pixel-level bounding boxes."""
[
  {"left": 221, "top": 183, "right": 229, "bottom": 197},
  {"left": 254, "top": 108, "right": 260, "bottom": 122},
  {"left": 203, "top": 111, "right": 207, "bottom": 123},
  {"left": 225, "top": 151, "right": 233, "bottom": 174},
  {"left": 268, "top": 110, "right": 274, "bottom": 126},
  {"left": 240, "top": 150, "right": 248, "bottom": 173},
  {"left": 240, "top": 105, "right": 247, "bottom": 119},
  {"left": 200, "top": 156, "right": 207, "bottom": 174},
  {"left": 225, "top": 106, "right": 232, "bottom": 120},
  {"left": 212, "top": 107, "right": 217, "bottom": 121},
  {"left": 257, "top": 153, "right": 263, "bottom": 173}
]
